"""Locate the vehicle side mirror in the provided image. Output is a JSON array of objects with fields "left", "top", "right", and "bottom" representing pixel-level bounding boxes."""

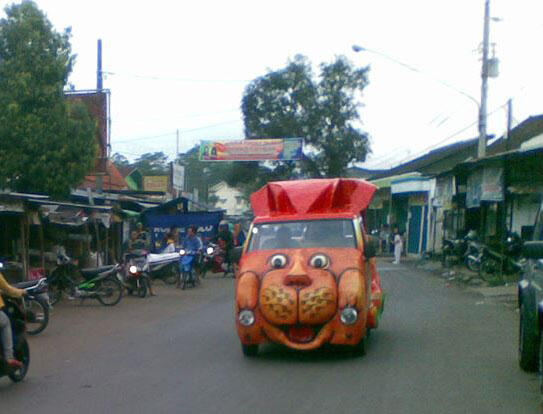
[
  {"left": 364, "top": 236, "right": 378, "bottom": 259},
  {"left": 231, "top": 246, "right": 243, "bottom": 264},
  {"left": 523, "top": 241, "right": 543, "bottom": 259}
]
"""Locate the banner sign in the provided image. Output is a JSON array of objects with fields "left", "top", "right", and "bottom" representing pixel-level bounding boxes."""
[
  {"left": 171, "top": 163, "right": 185, "bottom": 191},
  {"left": 143, "top": 176, "right": 169, "bottom": 192},
  {"left": 199, "top": 138, "right": 303, "bottom": 161},
  {"left": 466, "top": 167, "right": 503, "bottom": 208},
  {"left": 143, "top": 211, "right": 224, "bottom": 252}
]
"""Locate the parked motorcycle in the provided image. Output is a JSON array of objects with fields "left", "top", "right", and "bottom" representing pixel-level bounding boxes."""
[
  {"left": 478, "top": 232, "right": 524, "bottom": 280},
  {"left": 442, "top": 230, "right": 479, "bottom": 270},
  {"left": 13, "top": 277, "right": 49, "bottom": 335},
  {"left": 145, "top": 251, "right": 180, "bottom": 285},
  {"left": 0, "top": 280, "right": 33, "bottom": 382},
  {"left": 48, "top": 254, "right": 123, "bottom": 306}
]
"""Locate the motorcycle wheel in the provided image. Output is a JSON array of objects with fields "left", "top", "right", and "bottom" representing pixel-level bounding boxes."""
[
  {"left": 163, "top": 266, "right": 178, "bottom": 285},
  {"left": 181, "top": 272, "right": 187, "bottom": 290},
  {"left": 466, "top": 257, "right": 480, "bottom": 272},
  {"left": 137, "top": 278, "right": 148, "bottom": 298},
  {"left": 8, "top": 338, "right": 30, "bottom": 382},
  {"left": 480, "top": 258, "right": 500, "bottom": 281},
  {"left": 25, "top": 297, "right": 49, "bottom": 336},
  {"left": 96, "top": 278, "right": 123, "bottom": 306},
  {"left": 48, "top": 285, "right": 63, "bottom": 306}
]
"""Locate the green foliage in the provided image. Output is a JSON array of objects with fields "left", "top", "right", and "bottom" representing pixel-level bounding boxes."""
[
  {"left": 111, "top": 152, "right": 130, "bottom": 168},
  {"left": 0, "top": 1, "right": 96, "bottom": 197},
  {"left": 133, "top": 152, "right": 169, "bottom": 176},
  {"left": 236, "top": 54, "right": 371, "bottom": 189}
]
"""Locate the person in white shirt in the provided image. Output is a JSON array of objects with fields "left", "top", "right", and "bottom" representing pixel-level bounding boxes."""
[{"left": 393, "top": 227, "right": 403, "bottom": 264}]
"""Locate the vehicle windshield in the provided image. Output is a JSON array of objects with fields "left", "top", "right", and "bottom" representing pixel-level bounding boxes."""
[{"left": 247, "top": 219, "right": 356, "bottom": 251}]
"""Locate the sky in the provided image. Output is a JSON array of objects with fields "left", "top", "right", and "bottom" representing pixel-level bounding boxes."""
[{"left": 2, "top": 0, "right": 542, "bottom": 169}]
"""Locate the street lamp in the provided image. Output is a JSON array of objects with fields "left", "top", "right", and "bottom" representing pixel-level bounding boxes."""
[{"left": 353, "top": 0, "right": 499, "bottom": 160}]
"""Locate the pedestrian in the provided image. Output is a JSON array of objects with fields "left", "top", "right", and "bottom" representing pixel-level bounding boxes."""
[{"left": 393, "top": 226, "right": 403, "bottom": 264}]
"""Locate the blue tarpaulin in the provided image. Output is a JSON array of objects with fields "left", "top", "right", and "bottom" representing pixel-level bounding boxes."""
[{"left": 143, "top": 211, "right": 224, "bottom": 252}]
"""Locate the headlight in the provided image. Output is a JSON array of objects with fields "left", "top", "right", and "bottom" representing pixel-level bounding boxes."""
[
  {"left": 206, "top": 246, "right": 214, "bottom": 255},
  {"left": 129, "top": 265, "right": 138, "bottom": 274},
  {"left": 340, "top": 307, "right": 358, "bottom": 325},
  {"left": 179, "top": 249, "right": 186, "bottom": 256},
  {"left": 238, "top": 310, "right": 255, "bottom": 326}
]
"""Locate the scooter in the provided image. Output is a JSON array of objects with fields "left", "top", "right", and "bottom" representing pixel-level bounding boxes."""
[{"left": 0, "top": 279, "right": 39, "bottom": 382}]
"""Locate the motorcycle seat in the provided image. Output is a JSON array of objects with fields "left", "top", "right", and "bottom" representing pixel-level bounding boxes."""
[
  {"left": 13, "top": 280, "right": 40, "bottom": 289},
  {"left": 80, "top": 265, "right": 116, "bottom": 279}
]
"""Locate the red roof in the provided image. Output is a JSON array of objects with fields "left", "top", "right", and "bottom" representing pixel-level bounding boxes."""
[
  {"left": 79, "top": 160, "right": 128, "bottom": 191},
  {"left": 250, "top": 178, "right": 377, "bottom": 217}
]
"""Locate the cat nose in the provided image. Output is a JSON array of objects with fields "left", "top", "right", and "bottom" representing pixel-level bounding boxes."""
[{"left": 284, "top": 256, "right": 311, "bottom": 288}]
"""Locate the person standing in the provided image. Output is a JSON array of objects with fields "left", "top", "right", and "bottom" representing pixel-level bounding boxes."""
[
  {"left": 233, "top": 223, "right": 246, "bottom": 247},
  {"left": 393, "top": 226, "right": 403, "bottom": 264}
]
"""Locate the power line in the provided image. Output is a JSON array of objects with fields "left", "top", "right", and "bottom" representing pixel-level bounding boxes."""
[
  {"left": 103, "top": 71, "right": 250, "bottom": 83},
  {"left": 113, "top": 120, "right": 242, "bottom": 144}
]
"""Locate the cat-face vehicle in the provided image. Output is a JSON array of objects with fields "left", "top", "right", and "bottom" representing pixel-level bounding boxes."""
[{"left": 235, "top": 178, "right": 384, "bottom": 356}]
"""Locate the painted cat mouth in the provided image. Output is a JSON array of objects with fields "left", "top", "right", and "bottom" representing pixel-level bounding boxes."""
[{"left": 281, "top": 324, "right": 324, "bottom": 343}]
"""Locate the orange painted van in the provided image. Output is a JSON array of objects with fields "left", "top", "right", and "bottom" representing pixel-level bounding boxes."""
[{"left": 235, "top": 178, "right": 384, "bottom": 356}]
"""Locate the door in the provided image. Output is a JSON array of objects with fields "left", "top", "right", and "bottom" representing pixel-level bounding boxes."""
[{"left": 408, "top": 206, "right": 422, "bottom": 254}]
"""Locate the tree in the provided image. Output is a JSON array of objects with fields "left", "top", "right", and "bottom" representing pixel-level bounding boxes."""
[
  {"left": 111, "top": 152, "right": 130, "bottom": 169},
  {"left": 239, "top": 54, "right": 371, "bottom": 184},
  {"left": 133, "top": 152, "right": 169, "bottom": 176},
  {"left": 0, "top": 1, "right": 96, "bottom": 197}
]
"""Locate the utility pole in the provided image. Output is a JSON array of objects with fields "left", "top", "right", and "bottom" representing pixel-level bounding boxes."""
[
  {"left": 97, "top": 39, "right": 103, "bottom": 90},
  {"left": 477, "top": 0, "right": 490, "bottom": 158},
  {"left": 176, "top": 129, "right": 179, "bottom": 158},
  {"left": 96, "top": 39, "right": 104, "bottom": 192}
]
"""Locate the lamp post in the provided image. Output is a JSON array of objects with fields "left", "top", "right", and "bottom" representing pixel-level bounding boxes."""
[{"left": 353, "top": 0, "right": 497, "bottom": 159}]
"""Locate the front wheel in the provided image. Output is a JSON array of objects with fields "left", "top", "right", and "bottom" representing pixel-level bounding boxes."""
[
  {"left": 25, "top": 297, "right": 49, "bottom": 336},
  {"left": 8, "top": 338, "right": 30, "bottom": 382},
  {"left": 163, "top": 266, "right": 178, "bottom": 285},
  {"left": 241, "top": 344, "right": 258, "bottom": 357},
  {"left": 136, "top": 278, "right": 148, "bottom": 298},
  {"left": 96, "top": 278, "right": 123, "bottom": 306},
  {"left": 466, "top": 256, "right": 480, "bottom": 272},
  {"left": 480, "top": 258, "right": 500, "bottom": 281}
]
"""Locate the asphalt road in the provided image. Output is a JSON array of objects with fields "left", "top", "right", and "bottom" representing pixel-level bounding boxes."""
[{"left": 1, "top": 261, "right": 540, "bottom": 414}]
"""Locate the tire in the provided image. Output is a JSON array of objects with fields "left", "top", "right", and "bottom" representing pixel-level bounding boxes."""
[
  {"left": 352, "top": 337, "right": 366, "bottom": 356},
  {"left": 539, "top": 333, "right": 543, "bottom": 394},
  {"left": 136, "top": 278, "right": 148, "bottom": 298},
  {"left": 480, "top": 258, "right": 500, "bottom": 281},
  {"left": 96, "top": 278, "right": 123, "bottom": 306},
  {"left": 48, "top": 285, "right": 63, "bottom": 306},
  {"left": 8, "top": 338, "right": 30, "bottom": 383},
  {"left": 163, "top": 266, "right": 178, "bottom": 285},
  {"left": 519, "top": 299, "right": 539, "bottom": 372},
  {"left": 181, "top": 272, "right": 187, "bottom": 290},
  {"left": 25, "top": 297, "right": 49, "bottom": 336},
  {"left": 241, "top": 344, "right": 258, "bottom": 357},
  {"left": 466, "top": 256, "right": 480, "bottom": 272}
]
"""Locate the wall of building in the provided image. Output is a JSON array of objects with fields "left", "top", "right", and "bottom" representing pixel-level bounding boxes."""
[{"left": 209, "top": 182, "right": 249, "bottom": 216}]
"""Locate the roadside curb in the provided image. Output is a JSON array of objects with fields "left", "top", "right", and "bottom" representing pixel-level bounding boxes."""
[{"left": 384, "top": 256, "right": 518, "bottom": 305}]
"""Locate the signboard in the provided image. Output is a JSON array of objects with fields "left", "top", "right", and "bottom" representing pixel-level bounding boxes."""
[
  {"left": 171, "top": 163, "right": 185, "bottom": 191},
  {"left": 143, "top": 176, "right": 169, "bottom": 192},
  {"left": 143, "top": 211, "right": 224, "bottom": 252},
  {"left": 199, "top": 138, "right": 303, "bottom": 161},
  {"left": 466, "top": 167, "right": 503, "bottom": 208}
]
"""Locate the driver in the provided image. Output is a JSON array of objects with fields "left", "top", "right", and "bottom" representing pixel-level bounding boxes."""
[{"left": 0, "top": 272, "right": 26, "bottom": 368}]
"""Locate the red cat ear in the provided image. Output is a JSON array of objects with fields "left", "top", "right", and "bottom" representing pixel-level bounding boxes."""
[{"left": 250, "top": 178, "right": 377, "bottom": 216}]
